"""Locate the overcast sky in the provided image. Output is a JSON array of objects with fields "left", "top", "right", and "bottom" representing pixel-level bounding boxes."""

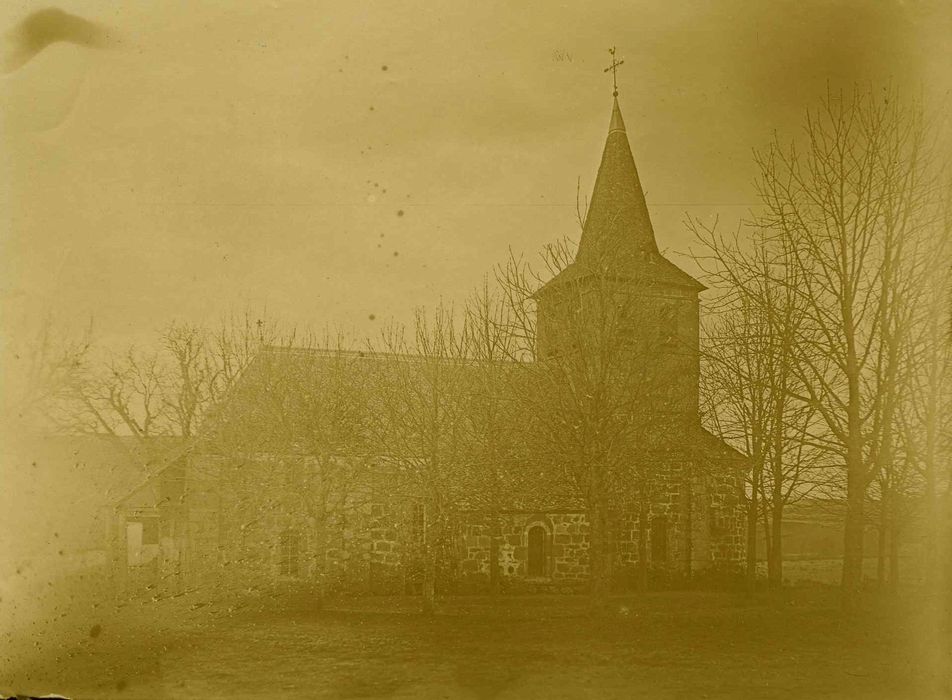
[{"left": 2, "top": 0, "right": 950, "bottom": 351}]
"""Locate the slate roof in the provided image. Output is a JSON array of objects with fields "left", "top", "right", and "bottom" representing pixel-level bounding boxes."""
[
  {"left": 195, "top": 345, "right": 745, "bottom": 512},
  {"left": 538, "top": 97, "right": 704, "bottom": 297}
]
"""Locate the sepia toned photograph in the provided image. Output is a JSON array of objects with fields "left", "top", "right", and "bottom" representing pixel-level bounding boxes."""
[{"left": 1, "top": 2, "right": 950, "bottom": 698}]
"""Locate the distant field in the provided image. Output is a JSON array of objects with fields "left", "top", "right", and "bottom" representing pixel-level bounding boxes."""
[
  {"left": 3, "top": 586, "right": 949, "bottom": 699},
  {"left": 756, "top": 556, "right": 923, "bottom": 586}
]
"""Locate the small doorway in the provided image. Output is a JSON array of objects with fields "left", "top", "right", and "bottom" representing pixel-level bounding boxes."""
[
  {"left": 527, "top": 525, "right": 546, "bottom": 577},
  {"left": 126, "top": 517, "right": 159, "bottom": 566}
]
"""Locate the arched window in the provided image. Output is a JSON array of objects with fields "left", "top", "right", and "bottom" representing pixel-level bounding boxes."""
[
  {"left": 527, "top": 525, "right": 547, "bottom": 577},
  {"left": 278, "top": 529, "right": 303, "bottom": 577}
]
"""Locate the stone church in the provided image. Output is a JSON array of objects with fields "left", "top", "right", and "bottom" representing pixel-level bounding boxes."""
[{"left": 113, "top": 94, "right": 746, "bottom": 597}]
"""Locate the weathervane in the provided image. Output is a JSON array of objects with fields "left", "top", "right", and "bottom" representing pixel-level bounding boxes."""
[{"left": 604, "top": 46, "right": 624, "bottom": 97}]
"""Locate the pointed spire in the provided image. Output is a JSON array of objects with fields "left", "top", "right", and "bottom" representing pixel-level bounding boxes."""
[
  {"left": 577, "top": 96, "right": 659, "bottom": 268},
  {"left": 608, "top": 96, "right": 626, "bottom": 135}
]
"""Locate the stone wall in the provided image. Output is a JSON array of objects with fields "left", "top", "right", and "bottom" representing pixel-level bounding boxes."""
[
  {"left": 156, "top": 451, "right": 745, "bottom": 597},
  {"left": 449, "top": 458, "right": 746, "bottom": 592},
  {"left": 454, "top": 503, "right": 717, "bottom": 593},
  {"left": 169, "top": 453, "right": 442, "bottom": 597},
  {"left": 455, "top": 513, "right": 589, "bottom": 593},
  {"left": 549, "top": 513, "right": 591, "bottom": 582},
  {"left": 705, "top": 468, "right": 746, "bottom": 567}
]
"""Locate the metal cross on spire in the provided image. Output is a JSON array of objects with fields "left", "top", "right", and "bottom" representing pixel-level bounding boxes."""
[{"left": 604, "top": 46, "right": 624, "bottom": 97}]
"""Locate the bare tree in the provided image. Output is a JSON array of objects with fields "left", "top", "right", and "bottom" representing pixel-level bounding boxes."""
[
  {"left": 201, "top": 327, "right": 375, "bottom": 599},
  {"left": 727, "top": 87, "right": 940, "bottom": 609},
  {"left": 493, "top": 236, "right": 686, "bottom": 605},
  {"left": 1, "top": 314, "right": 93, "bottom": 434},
  {"left": 458, "top": 279, "right": 525, "bottom": 594},
  {"left": 66, "top": 344, "right": 169, "bottom": 459},
  {"left": 367, "top": 305, "right": 471, "bottom": 614},
  {"left": 56, "top": 312, "right": 275, "bottom": 464},
  {"left": 693, "top": 222, "right": 830, "bottom": 592},
  {"left": 897, "top": 189, "right": 952, "bottom": 596}
]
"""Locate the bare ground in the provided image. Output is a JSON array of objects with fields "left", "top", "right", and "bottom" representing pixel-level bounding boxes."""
[{"left": 2, "top": 586, "right": 950, "bottom": 699}]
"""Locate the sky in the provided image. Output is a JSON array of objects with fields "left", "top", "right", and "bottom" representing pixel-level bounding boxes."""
[{"left": 1, "top": 0, "right": 950, "bottom": 352}]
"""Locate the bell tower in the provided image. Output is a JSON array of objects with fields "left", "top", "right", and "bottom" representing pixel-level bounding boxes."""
[{"left": 535, "top": 70, "right": 705, "bottom": 421}]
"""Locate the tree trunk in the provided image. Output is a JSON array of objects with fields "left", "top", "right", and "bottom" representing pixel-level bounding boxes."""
[
  {"left": 842, "top": 486, "right": 864, "bottom": 612},
  {"left": 421, "top": 499, "right": 437, "bottom": 615},
  {"left": 922, "top": 385, "right": 939, "bottom": 595},
  {"left": 638, "top": 500, "right": 649, "bottom": 593},
  {"left": 488, "top": 513, "right": 500, "bottom": 596},
  {"left": 589, "top": 498, "right": 613, "bottom": 608},
  {"left": 746, "top": 476, "right": 758, "bottom": 596},
  {"left": 923, "top": 471, "right": 938, "bottom": 591},
  {"left": 841, "top": 377, "right": 866, "bottom": 613},
  {"left": 682, "top": 471, "right": 693, "bottom": 581},
  {"left": 421, "top": 558, "right": 436, "bottom": 614},
  {"left": 840, "top": 272, "right": 868, "bottom": 614},
  {"left": 877, "top": 492, "right": 888, "bottom": 589},
  {"left": 888, "top": 509, "right": 900, "bottom": 596},
  {"left": 768, "top": 499, "right": 783, "bottom": 589}
]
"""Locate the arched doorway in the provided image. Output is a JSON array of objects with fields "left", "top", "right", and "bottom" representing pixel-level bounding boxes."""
[{"left": 527, "top": 525, "right": 546, "bottom": 577}]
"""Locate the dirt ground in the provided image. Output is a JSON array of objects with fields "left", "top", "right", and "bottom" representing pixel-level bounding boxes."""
[{"left": 3, "top": 586, "right": 950, "bottom": 699}]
